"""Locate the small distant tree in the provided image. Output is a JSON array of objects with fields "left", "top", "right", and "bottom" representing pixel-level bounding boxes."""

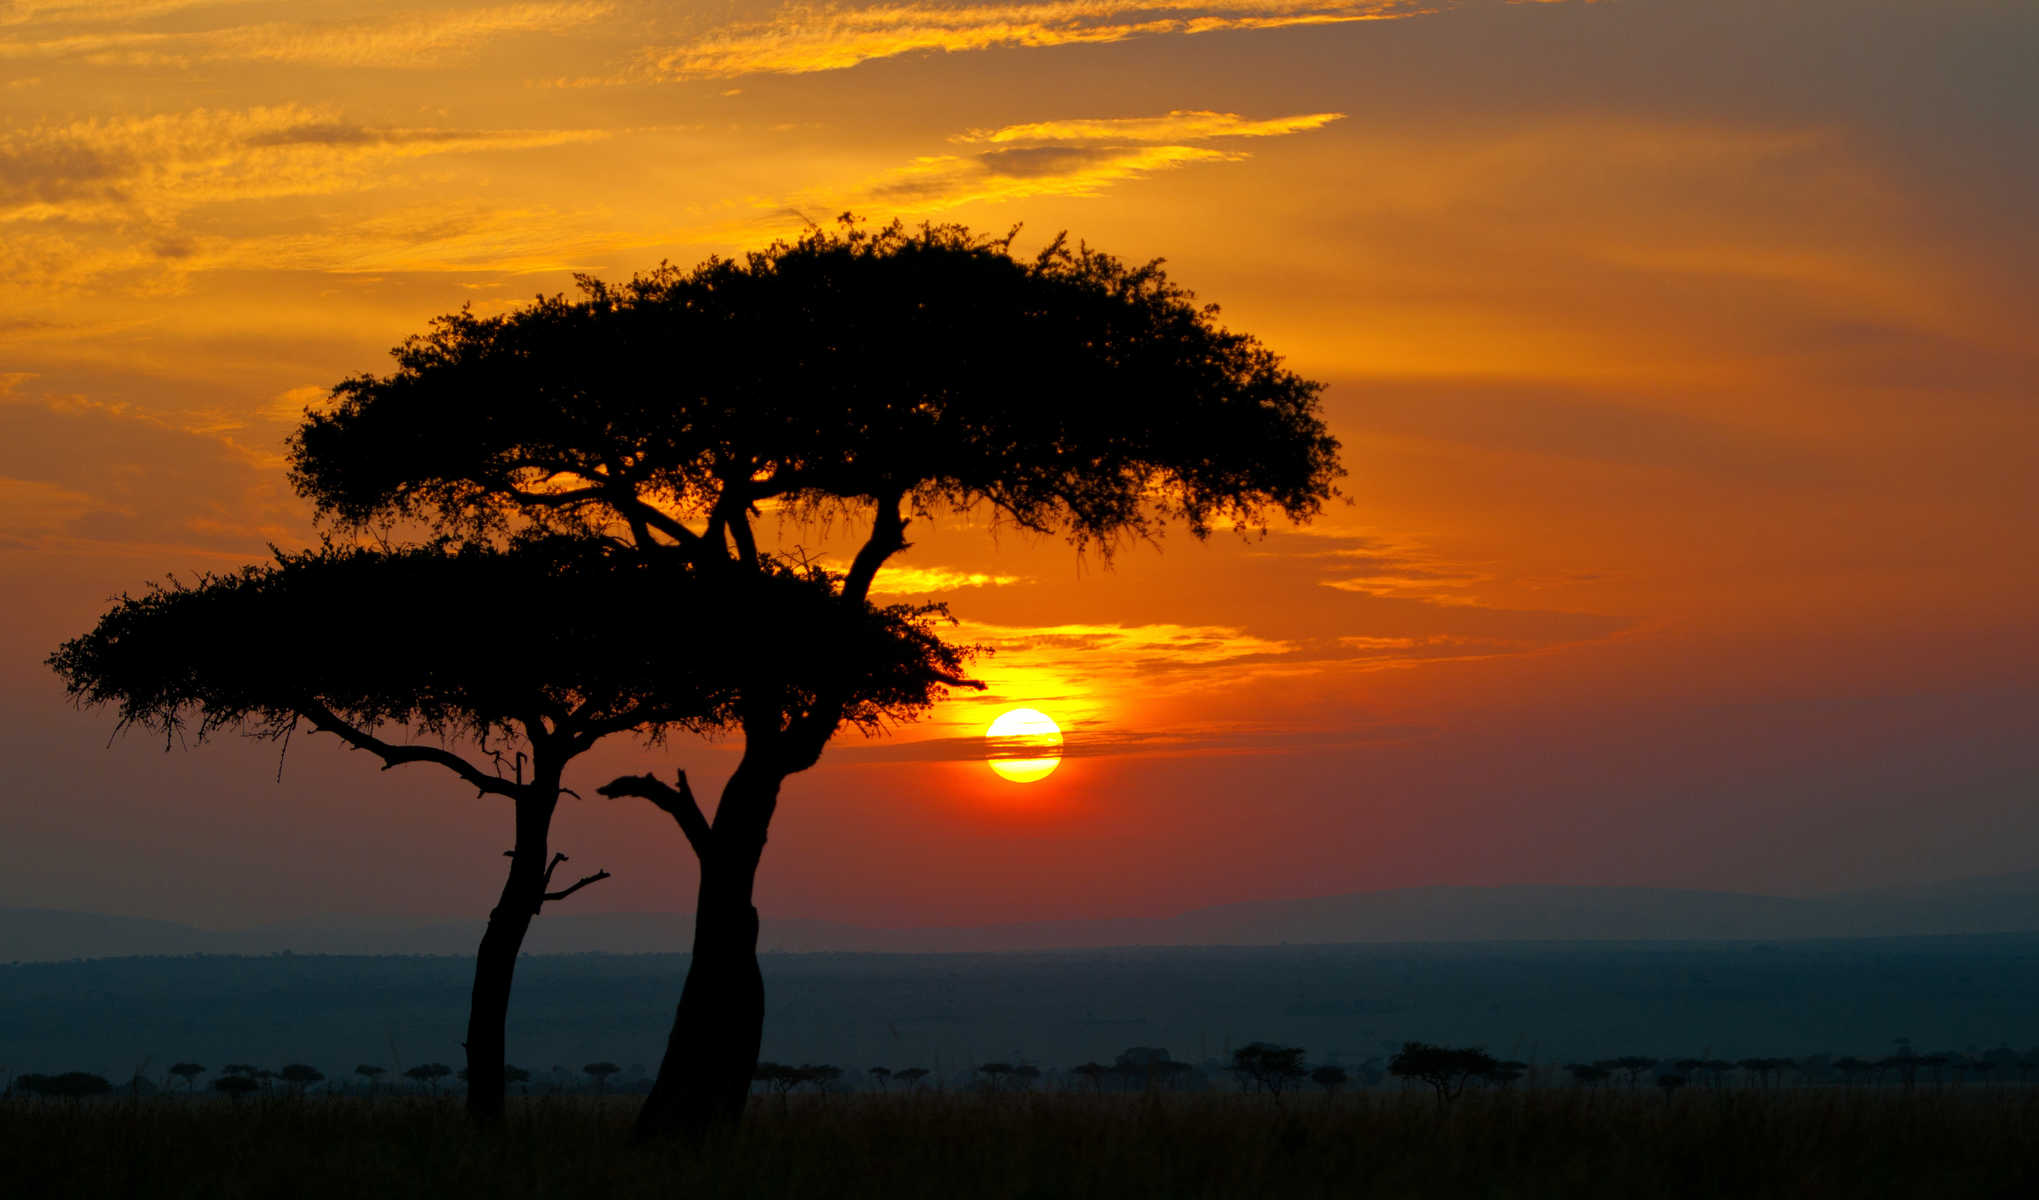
[
  {"left": 868, "top": 1067, "right": 892, "bottom": 1092},
  {"left": 751, "top": 1062, "right": 804, "bottom": 1111},
  {"left": 407, "top": 1063, "right": 453, "bottom": 1095},
  {"left": 894, "top": 1067, "right": 930, "bottom": 1091},
  {"left": 1310, "top": 1066, "right": 1349, "bottom": 1096},
  {"left": 584, "top": 1062, "right": 622, "bottom": 1094},
  {"left": 212, "top": 1075, "right": 258, "bottom": 1101},
  {"left": 801, "top": 1065, "right": 843, "bottom": 1094},
  {"left": 221, "top": 1064, "right": 258, "bottom": 1078},
  {"left": 1230, "top": 1043, "right": 1308, "bottom": 1101},
  {"left": 1656, "top": 1072, "right": 1687, "bottom": 1101},
  {"left": 279, "top": 1064, "right": 324, "bottom": 1095},
  {"left": 1012, "top": 1065, "right": 1041, "bottom": 1092},
  {"left": 976, "top": 1062, "right": 1013, "bottom": 1091},
  {"left": 18, "top": 1072, "right": 114, "bottom": 1099},
  {"left": 506, "top": 1065, "right": 531, "bottom": 1093},
  {"left": 1610, "top": 1056, "right": 1658, "bottom": 1089},
  {"left": 1565, "top": 1063, "right": 1609, "bottom": 1088},
  {"left": 355, "top": 1064, "right": 386, "bottom": 1095},
  {"left": 168, "top": 1063, "right": 205, "bottom": 1092},
  {"left": 1071, "top": 1062, "right": 1108, "bottom": 1094},
  {"left": 1388, "top": 1043, "right": 1498, "bottom": 1111},
  {"left": 1489, "top": 1060, "right": 1528, "bottom": 1089}
]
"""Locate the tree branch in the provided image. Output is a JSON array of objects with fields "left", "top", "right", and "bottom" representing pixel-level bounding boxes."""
[
  {"left": 295, "top": 699, "right": 518, "bottom": 800},
  {"left": 620, "top": 497, "right": 702, "bottom": 551},
  {"left": 841, "top": 493, "right": 906, "bottom": 607},
  {"left": 596, "top": 769, "right": 712, "bottom": 859},
  {"left": 543, "top": 869, "right": 611, "bottom": 904}
]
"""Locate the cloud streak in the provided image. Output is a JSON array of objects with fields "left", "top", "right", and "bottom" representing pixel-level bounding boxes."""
[
  {"left": 801, "top": 106, "right": 1340, "bottom": 215},
  {"left": 0, "top": 2, "right": 612, "bottom": 68},
  {"left": 956, "top": 109, "right": 1345, "bottom": 144},
  {"left": 647, "top": 0, "right": 1430, "bottom": 80}
]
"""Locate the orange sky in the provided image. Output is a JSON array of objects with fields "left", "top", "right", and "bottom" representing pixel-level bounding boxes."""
[{"left": 3, "top": 0, "right": 2035, "bottom": 929}]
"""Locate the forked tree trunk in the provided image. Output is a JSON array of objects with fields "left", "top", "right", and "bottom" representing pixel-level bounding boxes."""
[
  {"left": 464, "top": 781, "right": 559, "bottom": 1125},
  {"left": 634, "top": 762, "right": 781, "bottom": 1140}
]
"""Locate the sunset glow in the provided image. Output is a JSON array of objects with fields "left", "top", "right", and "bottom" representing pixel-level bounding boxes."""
[{"left": 2, "top": 0, "right": 2034, "bottom": 934}]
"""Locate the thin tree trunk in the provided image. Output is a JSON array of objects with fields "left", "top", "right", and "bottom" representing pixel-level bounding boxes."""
[
  {"left": 634, "top": 761, "right": 781, "bottom": 1140},
  {"left": 464, "top": 780, "right": 558, "bottom": 1125}
]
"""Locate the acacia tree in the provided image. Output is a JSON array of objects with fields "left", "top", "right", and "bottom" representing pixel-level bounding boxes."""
[
  {"left": 287, "top": 217, "right": 1342, "bottom": 1136},
  {"left": 48, "top": 539, "right": 960, "bottom": 1125},
  {"left": 1388, "top": 1042, "right": 1499, "bottom": 1111}
]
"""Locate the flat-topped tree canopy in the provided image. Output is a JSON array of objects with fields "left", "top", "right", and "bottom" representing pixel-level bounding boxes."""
[
  {"left": 47, "top": 539, "right": 969, "bottom": 761},
  {"left": 289, "top": 217, "right": 1341, "bottom": 555}
]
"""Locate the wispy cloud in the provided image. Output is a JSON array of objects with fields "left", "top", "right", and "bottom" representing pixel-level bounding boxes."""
[
  {"left": 871, "top": 564, "right": 1029, "bottom": 594},
  {"left": 0, "top": 2, "right": 612, "bottom": 67},
  {"left": 960, "top": 618, "right": 1297, "bottom": 679},
  {"left": 797, "top": 106, "right": 1340, "bottom": 215},
  {"left": 0, "top": 104, "right": 612, "bottom": 291},
  {"left": 0, "top": 0, "right": 272, "bottom": 25},
  {"left": 956, "top": 109, "right": 1345, "bottom": 144},
  {"left": 646, "top": 0, "right": 1430, "bottom": 80}
]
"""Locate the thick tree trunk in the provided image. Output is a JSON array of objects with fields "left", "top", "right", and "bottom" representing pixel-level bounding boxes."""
[
  {"left": 634, "top": 760, "right": 781, "bottom": 1140},
  {"left": 463, "top": 781, "right": 558, "bottom": 1125}
]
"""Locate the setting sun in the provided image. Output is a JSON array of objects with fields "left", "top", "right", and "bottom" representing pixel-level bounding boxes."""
[{"left": 984, "top": 708, "right": 1064, "bottom": 784}]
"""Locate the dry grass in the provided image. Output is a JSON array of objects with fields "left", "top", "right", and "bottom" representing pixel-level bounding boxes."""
[{"left": 7, "top": 1087, "right": 2037, "bottom": 1199}]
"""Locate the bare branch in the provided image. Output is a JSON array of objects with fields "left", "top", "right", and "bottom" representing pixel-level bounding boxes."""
[
  {"left": 295, "top": 698, "right": 518, "bottom": 800},
  {"left": 543, "top": 869, "right": 611, "bottom": 904},
  {"left": 597, "top": 769, "right": 711, "bottom": 859}
]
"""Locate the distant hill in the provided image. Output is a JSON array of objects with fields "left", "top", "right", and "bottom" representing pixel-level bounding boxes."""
[
  {"left": 7, "top": 936, "right": 2039, "bottom": 1079},
  {"left": 7, "top": 871, "right": 2036, "bottom": 962}
]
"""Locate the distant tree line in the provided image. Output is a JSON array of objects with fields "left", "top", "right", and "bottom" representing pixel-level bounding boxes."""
[{"left": 12, "top": 1038, "right": 2039, "bottom": 1103}]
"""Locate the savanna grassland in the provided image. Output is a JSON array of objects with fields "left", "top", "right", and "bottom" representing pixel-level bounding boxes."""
[{"left": 8, "top": 1087, "right": 2036, "bottom": 1200}]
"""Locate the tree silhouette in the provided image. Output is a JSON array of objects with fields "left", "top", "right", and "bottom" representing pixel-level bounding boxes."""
[
  {"left": 287, "top": 217, "right": 1340, "bottom": 1137},
  {"left": 48, "top": 540, "right": 954, "bottom": 1126},
  {"left": 1230, "top": 1044, "right": 1309, "bottom": 1100},
  {"left": 1310, "top": 1065, "right": 1349, "bottom": 1096},
  {"left": 894, "top": 1067, "right": 930, "bottom": 1091},
  {"left": 867, "top": 1067, "right": 892, "bottom": 1092},
  {"left": 212, "top": 1075, "right": 257, "bottom": 1101},
  {"left": 168, "top": 1062, "right": 205, "bottom": 1092},
  {"left": 278, "top": 1064, "right": 324, "bottom": 1095},
  {"left": 16, "top": 1072, "right": 114, "bottom": 1099},
  {"left": 1388, "top": 1043, "right": 1498, "bottom": 1111},
  {"left": 407, "top": 1063, "right": 453, "bottom": 1095},
  {"left": 584, "top": 1062, "right": 622, "bottom": 1094},
  {"left": 976, "top": 1062, "right": 1014, "bottom": 1091}
]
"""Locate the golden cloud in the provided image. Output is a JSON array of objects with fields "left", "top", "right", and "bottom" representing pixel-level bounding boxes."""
[
  {"left": 0, "top": 1, "right": 270, "bottom": 25},
  {"left": 870, "top": 564, "right": 1029, "bottom": 594},
  {"left": 956, "top": 109, "right": 1345, "bottom": 144},
  {"left": 0, "top": 2, "right": 612, "bottom": 67},
  {"left": 829, "top": 143, "right": 1242, "bottom": 213},
  {"left": 647, "top": 0, "right": 1430, "bottom": 80}
]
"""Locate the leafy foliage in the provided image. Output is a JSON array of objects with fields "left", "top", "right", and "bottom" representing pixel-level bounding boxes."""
[
  {"left": 291, "top": 218, "right": 1341, "bottom": 555},
  {"left": 48, "top": 539, "right": 969, "bottom": 751}
]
